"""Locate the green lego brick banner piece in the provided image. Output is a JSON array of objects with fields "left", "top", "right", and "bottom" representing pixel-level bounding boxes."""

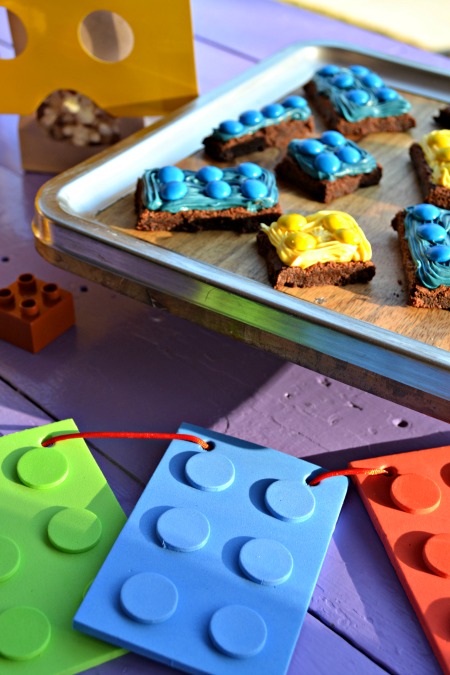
[{"left": 0, "top": 419, "right": 127, "bottom": 674}]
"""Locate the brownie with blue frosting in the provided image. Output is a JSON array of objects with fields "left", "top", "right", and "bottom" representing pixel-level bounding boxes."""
[
  {"left": 202, "top": 96, "right": 314, "bottom": 161},
  {"left": 135, "top": 163, "right": 282, "bottom": 232},
  {"left": 304, "top": 65, "right": 415, "bottom": 140},
  {"left": 275, "top": 131, "right": 382, "bottom": 203},
  {"left": 391, "top": 203, "right": 450, "bottom": 309}
]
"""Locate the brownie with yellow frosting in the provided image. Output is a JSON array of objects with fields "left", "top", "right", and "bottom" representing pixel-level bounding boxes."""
[
  {"left": 391, "top": 204, "right": 450, "bottom": 309},
  {"left": 257, "top": 212, "right": 375, "bottom": 290},
  {"left": 410, "top": 130, "right": 450, "bottom": 209}
]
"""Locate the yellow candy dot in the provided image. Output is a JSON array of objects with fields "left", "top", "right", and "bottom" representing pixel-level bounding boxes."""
[
  {"left": 285, "top": 232, "right": 317, "bottom": 251},
  {"left": 431, "top": 130, "right": 450, "bottom": 149},
  {"left": 277, "top": 213, "right": 307, "bottom": 231},
  {"left": 436, "top": 146, "right": 450, "bottom": 162},
  {"left": 324, "top": 213, "right": 348, "bottom": 231},
  {"left": 336, "top": 228, "right": 360, "bottom": 245}
]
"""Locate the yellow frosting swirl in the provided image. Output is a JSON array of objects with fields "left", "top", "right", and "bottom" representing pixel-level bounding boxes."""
[
  {"left": 261, "top": 211, "right": 372, "bottom": 268},
  {"left": 419, "top": 130, "right": 450, "bottom": 188}
]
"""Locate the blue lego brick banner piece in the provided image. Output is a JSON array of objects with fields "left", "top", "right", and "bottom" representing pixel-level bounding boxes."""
[{"left": 74, "top": 424, "right": 348, "bottom": 675}]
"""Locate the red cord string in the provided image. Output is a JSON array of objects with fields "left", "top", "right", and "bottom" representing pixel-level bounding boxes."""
[
  {"left": 308, "top": 466, "right": 389, "bottom": 486},
  {"left": 42, "top": 431, "right": 210, "bottom": 450},
  {"left": 41, "top": 432, "right": 389, "bottom": 481}
]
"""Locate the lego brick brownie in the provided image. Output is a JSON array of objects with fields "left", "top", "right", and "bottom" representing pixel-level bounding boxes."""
[
  {"left": 410, "top": 130, "right": 450, "bottom": 209},
  {"left": 304, "top": 64, "right": 415, "bottom": 140},
  {"left": 275, "top": 131, "right": 382, "bottom": 203},
  {"left": 202, "top": 96, "right": 314, "bottom": 161},
  {"left": 135, "top": 163, "right": 281, "bottom": 232},
  {"left": 391, "top": 203, "right": 450, "bottom": 309},
  {"left": 257, "top": 211, "right": 375, "bottom": 290}
]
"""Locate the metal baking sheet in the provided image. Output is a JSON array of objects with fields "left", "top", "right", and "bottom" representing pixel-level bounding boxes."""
[{"left": 33, "top": 42, "right": 450, "bottom": 421}]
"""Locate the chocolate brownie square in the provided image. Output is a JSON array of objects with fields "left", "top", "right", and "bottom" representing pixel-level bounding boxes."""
[
  {"left": 391, "top": 203, "right": 450, "bottom": 309},
  {"left": 276, "top": 131, "right": 382, "bottom": 203},
  {"left": 410, "top": 130, "right": 450, "bottom": 209},
  {"left": 202, "top": 96, "right": 314, "bottom": 161},
  {"left": 434, "top": 105, "right": 450, "bottom": 128},
  {"left": 135, "top": 162, "right": 281, "bottom": 232},
  {"left": 257, "top": 212, "right": 375, "bottom": 290},
  {"left": 304, "top": 64, "right": 415, "bottom": 140}
]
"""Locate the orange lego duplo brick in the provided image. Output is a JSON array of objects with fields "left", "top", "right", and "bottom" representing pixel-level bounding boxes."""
[
  {"left": 0, "top": 273, "right": 75, "bottom": 352},
  {"left": 350, "top": 446, "right": 450, "bottom": 675}
]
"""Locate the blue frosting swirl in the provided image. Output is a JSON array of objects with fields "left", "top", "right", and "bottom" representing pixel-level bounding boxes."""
[
  {"left": 211, "top": 96, "right": 311, "bottom": 141},
  {"left": 312, "top": 65, "right": 411, "bottom": 122},
  {"left": 404, "top": 204, "right": 450, "bottom": 289},
  {"left": 142, "top": 165, "right": 279, "bottom": 213},
  {"left": 288, "top": 133, "right": 378, "bottom": 181}
]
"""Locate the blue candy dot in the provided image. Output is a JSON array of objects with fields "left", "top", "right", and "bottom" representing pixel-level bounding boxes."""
[
  {"left": 158, "top": 166, "right": 185, "bottom": 183},
  {"left": 239, "top": 109, "right": 263, "bottom": 126},
  {"left": 237, "top": 162, "right": 263, "bottom": 179},
  {"left": 196, "top": 166, "right": 223, "bottom": 182},
  {"left": 282, "top": 95, "right": 307, "bottom": 109},
  {"left": 332, "top": 73, "right": 354, "bottom": 89},
  {"left": 375, "top": 87, "right": 398, "bottom": 102},
  {"left": 346, "top": 89, "right": 370, "bottom": 106},
  {"left": 261, "top": 103, "right": 285, "bottom": 119},
  {"left": 426, "top": 245, "right": 450, "bottom": 263},
  {"left": 349, "top": 65, "right": 370, "bottom": 77},
  {"left": 314, "top": 152, "right": 341, "bottom": 175},
  {"left": 413, "top": 203, "right": 441, "bottom": 222},
  {"left": 417, "top": 223, "right": 447, "bottom": 242},
  {"left": 205, "top": 180, "right": 232, "bottom": 199},
  {"left": 416, "top": 224, "right": 447, "bottom": 243},
  {"left": 318, "top": 64, "right": 340, "bottom": 76},
  {"left": 362, "top": 72, "right": 384, "bottom": 88},
  {"left": 336, "top": 145, "right": 362, "bottom": 164},
  {"left": 241, "top": 179, "right": 268, "bottom": 200},
  {"left": 296, "top": 139, "right": 325, "bottom": 156},
  {"left": 160, "top": 181, "right": 188, "bottom": 201},
  {"left": 321, "top": 130, "right": 346, "bottom": 147},
  {"left": 219, "top": 120, "right": 245, "bottom": 136}
]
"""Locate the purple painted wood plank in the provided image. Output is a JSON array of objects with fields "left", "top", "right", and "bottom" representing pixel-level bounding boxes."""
[
  {"left": 192, "top": 0, "right": 450, "bottom": 72},
  {"left": 0, "top": 114, "right": 21, "bottom": 174},
  {"left": 195, "top": 39, "right": 255, "bottom": 94}
]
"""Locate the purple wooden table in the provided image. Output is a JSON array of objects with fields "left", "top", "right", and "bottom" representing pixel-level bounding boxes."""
[{"left": 1, "top": 1, "right": 450, "bottom": 673}]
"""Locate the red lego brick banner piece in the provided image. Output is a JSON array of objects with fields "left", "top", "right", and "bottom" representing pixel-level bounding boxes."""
[
  {"left": 0, "top": 273, "right": 75, "bottom": 352},
  {"left": 350, "top": 446, "right": 450, "bottom": 675}
]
